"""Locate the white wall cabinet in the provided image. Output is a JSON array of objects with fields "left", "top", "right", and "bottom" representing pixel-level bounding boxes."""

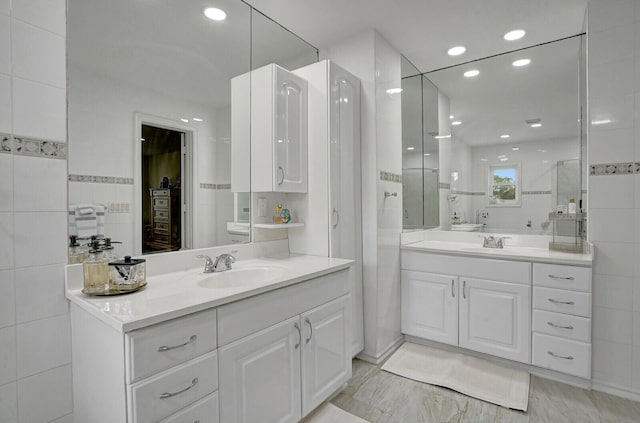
[
  {"left": 219, "top": 294, "right": 351, "bottom": 422},
  {"left": 251, "top": 63, "right": 308, "bottom": 193}
]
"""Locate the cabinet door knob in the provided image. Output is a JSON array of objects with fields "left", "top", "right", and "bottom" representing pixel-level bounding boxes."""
[
  {"left": 294, "top": 322, "right": 301, "bottom": 349},
  {"left": 158, "top": 334, "right": 197, "bottom": 352},
  {"left": 159, "top": 378, "right": 199, "bottom": 399},
  {"left": 305, "top": 317, "right": 313, "bottom": 344}
]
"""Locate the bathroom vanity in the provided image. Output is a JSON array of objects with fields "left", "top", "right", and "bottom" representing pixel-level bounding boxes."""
[
  {"left": 66, "top": 254, "right": 353, "bottom": 423},
  {"left": 401, "top": 232, "right": 593, "bottom": 381}
]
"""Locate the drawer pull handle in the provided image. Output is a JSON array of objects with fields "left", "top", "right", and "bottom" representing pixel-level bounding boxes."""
[
  {"left": 462, "top": 280, "right": 466, "bottom": 299},
  {"left": 547, "top": 322, "right": 574, "bottom": 330},
  {"left": 294, "top": 322, "right": 301, "bottom": 349},
  {"left": 277, "top": 166, "right": 285, "bottom": 185},
  {"left": 451, "top": 280, "right": 455, "bottom": 298},
  {"left": 548, "top": 298, "right": 574, "bottom": 306},
  {"left": 159, "top": 378, "right": 199, "bottom": 399},
  {"left": 548, "top": 274, "right": 575, "bottom": 281},
  {"left": 547, "top": 351, "right": 574, "bottom": 360},
  {"left": 158, "top": 335, "right": 197, "bottom": 352},
  {"left": 305, "top": 318, "right": 313, "bottom": 344}
]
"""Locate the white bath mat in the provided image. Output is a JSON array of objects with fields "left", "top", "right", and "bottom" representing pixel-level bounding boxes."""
[
  {"left": 303, "top": 402, "right": 370, "bottom": 423},
  {"left": 382, "top": 342, "right": 530, "bottom": 411}
]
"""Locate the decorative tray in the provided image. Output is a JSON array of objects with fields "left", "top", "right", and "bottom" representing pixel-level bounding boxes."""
[{"left": 82, "top": 281, "right": 147, "bottom": 296}]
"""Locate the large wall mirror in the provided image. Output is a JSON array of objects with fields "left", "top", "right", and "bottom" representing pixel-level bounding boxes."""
[
  {"left": 67, "top": 0, "right": 317, "bottom": 257},
  {"left": 402, "top": 35, "right": 586, "bottom": 235}
]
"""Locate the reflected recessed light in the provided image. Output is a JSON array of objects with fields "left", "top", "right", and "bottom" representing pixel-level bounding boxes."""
[
  {"left": 140, "top": 138, "right": 145, "bottom": 142},
  {"left": 480, "top": 158, "right": 488, "bottom": 162},
  {"left": 504, "top": 29, "right": 526, "bottom": 41},
  {"left": 407, "top": 147, "right": 415, "bottom": 151},
  {"left": 180, "top": 118, "right": 189, "bottom": 123},
  {"left": 530, "top": 123, "right": 542, "bottom": 128},
  {"left": 449, "top": 115, "right": 454, "bottom": 119},
  {"left": 512, "top": 147, "right": 520, "bottom": 151},
  {"left": 500, "top": 134, "right": 510, "bottom": 139},
  {"left": 499, "top": 157, "right": 509, "bottom": 162},
  {"left": 497, "top": 154, "right": 507, "bottom": 159},
  {"left": 193, "top": 117, "right": 203, "bottom": 122},
  {"left": 386, "top": 88, "right": 403, "bottom": 94},
  {"left": 538, "top": 149, "right": 547, "bottom": 153},
  {"left": 464, "top": 70, "right": 479, "bottom": 77},
  {"left": 447, "top": 46, "right": 466, "bottom": 56},
  {"left": 451, "top": 121, "right": 462, "bottom": 126},
  {"left": 204, "top": 7, "right": 226, "bottom": 21},
  {"left": 591, "top": 119, "right": 611, "bottom": 125},
  {"left": 424, "top": 153, "right": 431, "bottom": 156},
  {"left": 512, "top": 59, "right": 531, "bottom": 67},
  {"left": 434, "top": 134, "right": 452, "bottom": 139}
]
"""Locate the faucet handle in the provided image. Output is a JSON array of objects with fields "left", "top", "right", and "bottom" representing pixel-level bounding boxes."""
[{"left": 196, "top": 255, "right": 215, "bottom": 273}]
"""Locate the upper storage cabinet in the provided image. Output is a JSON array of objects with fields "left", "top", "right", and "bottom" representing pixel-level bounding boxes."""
[{"left": 251, "top": 64, "right": 308, "bottom": 193}]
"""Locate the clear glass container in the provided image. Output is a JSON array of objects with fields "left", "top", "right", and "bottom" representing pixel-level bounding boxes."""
[
  {"left": 548, "top": 212, "right": 585, "bottom": 253},
  {"left": 68, "top": 235, "right": 86, "bottom": 264},
  {"left": 109, "top": 256, "right": 146, "bottom": 291},
  {"left": 82, "top": 244, "right": 110, "bottom": 294}
]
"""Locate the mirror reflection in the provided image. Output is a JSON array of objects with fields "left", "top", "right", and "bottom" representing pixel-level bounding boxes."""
[
  {"left": 67, "top": 0, "right": 317, "bottom": 257},
  {"left": 402, "top": 35, "right": 586, "bottom": 235}
]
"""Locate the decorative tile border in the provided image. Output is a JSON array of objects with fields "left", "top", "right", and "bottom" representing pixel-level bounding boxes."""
[
  {"left": 199, "top": 183, "right": 231, "bottom": 190},
  {"left": 439, "top": 182, "right": 451, "bottom": 189},
  {"left": 451, "top": 190, "right": 484, "bottom": 196},
  {"left": 380, "top": 171, "right": 402, "bottom": 184},
  {"left": 0, "top": 134, "right": 67, "bottom": 159},
  {"left": 590, "top": 162, "right": 640, "bottom": 176},
  {"left": 69, "top": 174, "right": 134, "bottom": 185},
  {"left": 522, "top": 190, "right": 552, "bottom": 195}
]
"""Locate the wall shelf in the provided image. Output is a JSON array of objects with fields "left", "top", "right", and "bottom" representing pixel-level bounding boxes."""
[{"left": 253, "top": 223, "right": 305, "bottom": 229}]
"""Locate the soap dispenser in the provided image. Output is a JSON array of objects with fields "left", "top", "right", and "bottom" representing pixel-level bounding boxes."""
[
  {"left": 68, "top": 235, "right": 86, "bottom": 264},
  {"left": 82, "top": 241, "right": 110, "bottom": 295}
]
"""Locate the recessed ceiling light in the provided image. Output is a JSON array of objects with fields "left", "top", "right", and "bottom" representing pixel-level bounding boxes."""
[
  {"left": 500, "top": 134, "right": 510, "bottom": 139},
  {"left": 449, "top": 115, "right": 454, "bottom": 119},
  {"left": 512, "top": 147, "right": 520, "bottom": 151},
  {"left": 424, "top": 153, "right": 431, "bottom": 156},
  {"left": 451, "top": 121, "right": 462, "bottom": 126},
  {"left": 193, "top": 117, "right": 204, "bottom": 122},
  {"left": 512, "top": 59, "right": 531, "bottom": 67},
  {"left": 530, "top": 123, "right": 542, "bottom": 128},
  {"left": 591, "top": 119, "right": 611, "bottom": 125},
  {"left": 204, "top": 7, "right": 226, "bottom": 21},
  {"left": 407, "top": 147, "right": 415, "bottom": 151},
  {"left": 480, "top": 158, "right": 488, "bottom": 161},
  {"left": 499, "top": 157, "right": 509, "bottom": 162},
  {"left": 447, "top": 46, "right": 466, "bottom": 56},
  {"left": 386, "top": 88, "right": 403, "bottom": 94},
  {"left": 497, "top": 154, "right": 507, "bottom": 159},
  {"left": 504, "top": 29, "right": 526, "bottom": 41},
  {"left": 434, "top": 134, "right": 452, "bottom": 139},
  {"left": 180, "top": 118, "right": 189, "bottom": 123},
  {"left": 464, "top": 70, "right": 480, "bottom": 77}
]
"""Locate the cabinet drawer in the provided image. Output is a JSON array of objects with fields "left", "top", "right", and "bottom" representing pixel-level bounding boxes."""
[
  {"left": 154, "top": 198, "right": 169, "bottom": 208},
  {"left": 128, "top": 350, "right": 218, "bottom": 423},
  {"left": 155, "top": 210, "right": 169, "bottom": 220},
  {"left": 155, "top": 222, "right": 169, "bottom": 231},
  {"left": 217, "top": 268, "right": 350, "bottom": 346},
  {"left": 533, "top": 287, "right": 591, "bottom": 318},
  {"left": 159, "top": 391, "right": 219, "bottom": 423},
  {"left": 532, "top": 333, "right": 590, "bottom": 379},
  {"left": 126, "top": 309, "right": 217, "bottom": 383},
  {"left": 153, "top": 189, "right": 170, "bottom": 196},
  {"left": 533, "top": 263, "right": 591, "bottom": 292},
  {"left": 533, "top": 310, "right": 591, "bottom": 343}
]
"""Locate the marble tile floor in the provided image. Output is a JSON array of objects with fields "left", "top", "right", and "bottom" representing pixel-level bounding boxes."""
[{"left": 330, "top": 359, "right": 640, "bottom": 423}]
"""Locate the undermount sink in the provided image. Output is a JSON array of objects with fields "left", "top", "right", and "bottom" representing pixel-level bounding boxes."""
[{"left": 196, "top": 266, "right": 285, "bottom": 289}]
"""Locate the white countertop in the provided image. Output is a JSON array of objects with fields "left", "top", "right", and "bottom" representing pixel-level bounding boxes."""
[
  {"left": 402, "top": 239, "right": 592, "bottom": 266},
  {"left": 66, "top": 254, "right": 353, "bottom": 332}
]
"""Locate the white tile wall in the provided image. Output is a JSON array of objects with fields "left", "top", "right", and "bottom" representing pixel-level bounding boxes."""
[
  {"left": 588, "top": 0, "right": 640, "bottom": 397},
  {"left": 0, "top": 382, "right": 17, "bottom": 423},
  {"left": 0, "top": 270, "right": 15, "bottom": 328},
  {"left": 2, "top": 0, "right": 72, "bottom": 420},
  {"left": 16, "top": 364, "right": 72, "bottom": 422},
  {"left": 16, "top": 314, "right": 71, "bottom": 378}
]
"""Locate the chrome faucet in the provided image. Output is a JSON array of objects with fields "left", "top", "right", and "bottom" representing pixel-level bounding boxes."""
[
  {"left": 212, "top": 253, "right": 236, "bottom": 272},
  {"left": 197, "top": 253, "right": 237, "bottom": 273}
]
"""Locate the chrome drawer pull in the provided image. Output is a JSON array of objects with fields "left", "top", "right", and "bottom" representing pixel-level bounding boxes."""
[
  {"left": 547, "top": 322, "right": 574, "bottom": 330},
  {"left": 548, "top": 274, "right": 575, "bottom": 281},
  {"left": 305, "top": 318, "right": 313, "bottom": 344},
  {"left": 451, "top": 280, "right": 455, "bottom": 298},
  {"left": 158, "top": 335, "right": 197, "bottom": 352},
  {"left": 159, "top": 378, "right": 198, "bottom": 399},
  {"left": 277, "top": 166, "right": 285, "bottom": 185},
  {"left": 294, "top": 322, "right": 301, "bottom": 349},
  {"left": 547, "top": 351, "right": 574, "bottom": 360},
  {"left": 462, "top": 280, "right": 466, "bottom": 299},
  {"left": 548, "top": 298, "right": 574, "bottom": 305}
]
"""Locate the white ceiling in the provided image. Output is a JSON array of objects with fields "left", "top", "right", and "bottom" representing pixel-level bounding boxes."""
[{"left": 243, "top": 0, "right": 588, "bottom": 72}]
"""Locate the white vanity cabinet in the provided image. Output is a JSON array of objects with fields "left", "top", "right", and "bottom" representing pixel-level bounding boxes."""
[
  {"left": 401, "top": 252, "right": 531, "bottom": 363},
  {"left": 531, "top": 263, "right": 592, "bottom": 379},
  {"left": 218, "top": 270, "right": 352, "bottom": 422},
  {"left": 251, "top": 63, "right": 308, "bottom": 193}
]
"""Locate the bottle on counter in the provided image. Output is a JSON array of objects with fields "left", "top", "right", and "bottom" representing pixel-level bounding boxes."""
[
  {"left": 82, "top": 240, "right": 110, "bottom": 295},
  {"left": 568, "top": 198, "right": 576, "bottom": 214},
  {"left": 68, "top": 235, "right": 86, "bottom": 264}
]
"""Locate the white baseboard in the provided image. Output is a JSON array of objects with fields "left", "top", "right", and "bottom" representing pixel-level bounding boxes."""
[
  {"left": 356, "top": 335, "right": 405, "bottom": 365},
  {"left": 592, "top": 382, "right": 640, "bottom": 403}
]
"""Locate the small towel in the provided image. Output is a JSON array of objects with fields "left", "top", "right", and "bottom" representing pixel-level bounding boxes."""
[{"left": 69, "top": 203, "right": 106, "bottom": 239}]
